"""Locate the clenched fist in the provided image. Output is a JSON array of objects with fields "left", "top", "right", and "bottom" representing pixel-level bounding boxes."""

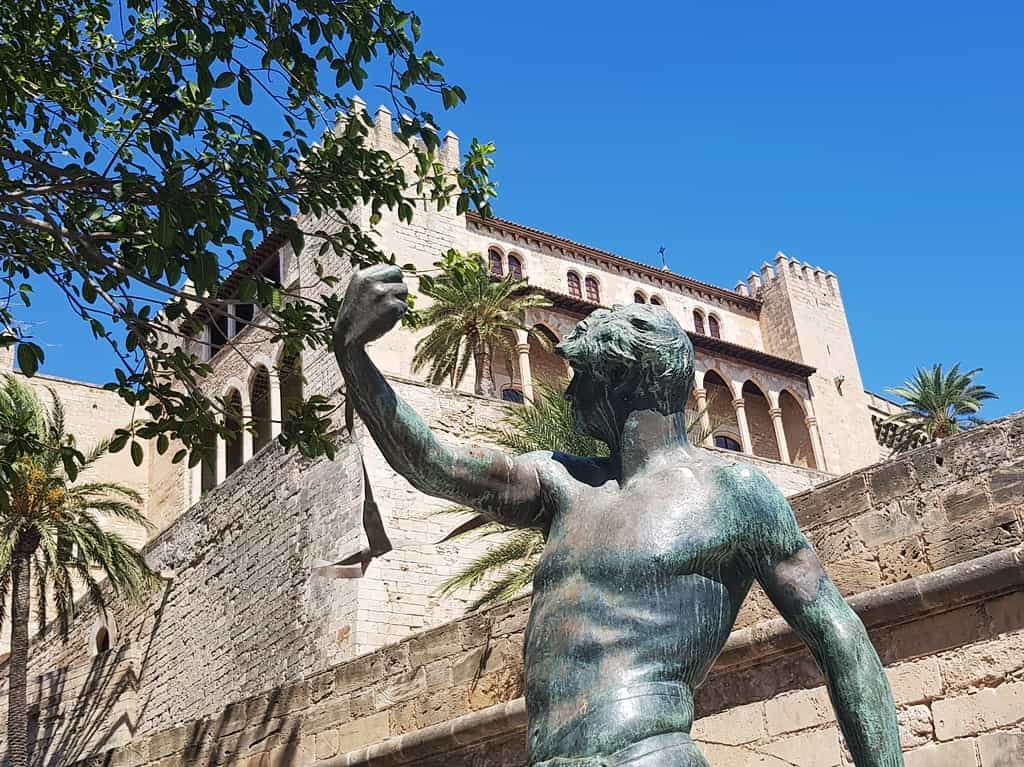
[{"left": 333, "top": 264, "right": 409, "bottom": 356}]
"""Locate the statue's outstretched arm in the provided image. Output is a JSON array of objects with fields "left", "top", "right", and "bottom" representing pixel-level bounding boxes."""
[
  {"left": 333, "top": 265, "right": 547, "bottom": 528},
  {"left": 739, "top": 470, "right": 903, "bottom": 767}
]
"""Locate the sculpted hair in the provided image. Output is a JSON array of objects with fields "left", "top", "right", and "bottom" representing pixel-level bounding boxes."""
[{"left": 556, "top": 303, "right": 694, "bottom": 414}]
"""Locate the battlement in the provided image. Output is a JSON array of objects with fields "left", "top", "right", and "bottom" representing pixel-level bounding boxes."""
[
  {"left": 735, "top": 251, "right": 838, "bottom": 298},
  {"left": 333, "top": 96, "right": 461, "bottom": 170}
]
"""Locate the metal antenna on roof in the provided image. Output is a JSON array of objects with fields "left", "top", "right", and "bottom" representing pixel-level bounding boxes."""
[{"left": 658, "top": 246, "right": 669, "bottom": 271}]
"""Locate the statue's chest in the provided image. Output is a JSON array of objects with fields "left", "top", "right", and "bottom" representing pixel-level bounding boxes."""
[{"left": 544, "top": 469, "right": 737, "bottom": 580}]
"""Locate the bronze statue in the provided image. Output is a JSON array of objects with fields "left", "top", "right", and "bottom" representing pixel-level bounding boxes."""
[{"left": 334, "top": 264, "right": 903, "bottom": 767}]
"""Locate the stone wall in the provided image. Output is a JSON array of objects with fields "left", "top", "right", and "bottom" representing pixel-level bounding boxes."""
[
  {"left": 0, "top": 436, "right": 367, "bottom": 763},
  {"left": 6, "top": 409, "right": 1022, "bottom": 767}
]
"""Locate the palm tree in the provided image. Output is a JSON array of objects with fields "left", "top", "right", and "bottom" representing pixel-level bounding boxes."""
[
  {"left": 438, "top": 380, "right": 717, "bottom": 611},
  {"left": 884, "top": 363, "right": 997, "bottom": 449},
  {"left": 412, "top": 249, "right": 551, "bottom": 397},
  {"left": 0, "top": 376, "right": 159, "bottom": 767}
]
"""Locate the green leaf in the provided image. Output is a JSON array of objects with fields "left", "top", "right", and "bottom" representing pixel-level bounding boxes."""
[
  {"left": 238, "top": 72, "right": 253, "bottom": 105},
  {"left": 16, "top": 343, "right": 42, "bottom": 376},
  {"left": 214, "top": 71, "right": 235, "bottom": 88},
  {"left": 130, "top": 441, "right": 143, "bottom": 466}
]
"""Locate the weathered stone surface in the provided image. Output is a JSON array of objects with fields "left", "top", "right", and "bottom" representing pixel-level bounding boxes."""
[
  {"left": 977, "top": 731, "right": 1024, "bottom": 767},
  {"left": 764, "top": 687, "right": 834, "bottom": 736},
  {"left": 905, "top": 739, "right": 979, "bottom": 767},
  {"left": 691, "top": 700, "right": 765, "bottom": 746},
  {"left": 932, "top": 682, "right": 1024, "bottom": 740}
]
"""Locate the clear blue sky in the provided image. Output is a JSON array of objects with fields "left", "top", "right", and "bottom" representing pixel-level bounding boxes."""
[{"left": 22, "top": 2, "right": 1022, "bottom": 418}]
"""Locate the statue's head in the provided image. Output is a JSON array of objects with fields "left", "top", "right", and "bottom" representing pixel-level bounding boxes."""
[{"left": 556, "top": 303, "right": 694, "bottom": 447}]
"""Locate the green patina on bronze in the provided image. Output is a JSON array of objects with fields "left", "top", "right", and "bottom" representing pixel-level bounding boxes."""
[{"left": 334, "top": 264, "right": 904, "bottom": 767}]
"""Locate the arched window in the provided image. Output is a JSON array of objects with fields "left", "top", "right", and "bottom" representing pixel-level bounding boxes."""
[
  {"left": 584, "top": 276, "right": 600, "bottom": 303},
  {"left": 650, "top": 295, "right": 663, "bottom": 306},
  {"left": 633, "top": 291, "right": 646, "bottom": 304},
  {"left": 567, "top": 271, "right": 582, "bottom": 299},
  {"left": 225, "top": 390, "right": 244, "bottom": 477},
  {"left": 279, "top": 350, "right": 303, "bottom": 428},
  {"left": 693, "top": 310, "right": 706, "bottom": 335},
  {"left": 714, "top": 435, "right": 742, "bottom": 452},
  {"left": 507, "top": 254, "right": 523, "bottom": 281},
  {"left": 200, "top": 429, "right": 217, "bottom": 494},
  {"left": 708, "top": 314, "right": 721, "bottom": 339},
  {"left": 488, "top": 249, "right": 503, "bottom": 277},
  {"left": 250, "top": 366, "right": 272, "bottom": 453}
]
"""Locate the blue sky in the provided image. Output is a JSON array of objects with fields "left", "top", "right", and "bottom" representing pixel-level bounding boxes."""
[{"left": 22, "top": 2, "right": 1022, "bottom": 418}]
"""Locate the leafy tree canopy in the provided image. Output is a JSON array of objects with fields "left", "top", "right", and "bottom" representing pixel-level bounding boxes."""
[{"left": 0, "top": 0, "right": 495, "bottom": 467}]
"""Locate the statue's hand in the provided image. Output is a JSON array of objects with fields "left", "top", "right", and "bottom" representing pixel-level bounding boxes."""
[{"left": 334, "top": 264, "right": 409, "bottom": 354}]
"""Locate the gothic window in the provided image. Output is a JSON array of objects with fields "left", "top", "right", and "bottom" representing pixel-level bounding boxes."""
[
  {"left": 708, "top": 314, "right": 721, "bottom": 339},
  {"left": 585, "top": 276, "right": 600, "bottom": 303},
  {"left": 489, "top": 249, "right": 503, "bottom": 277},
  {"left": 650, "top": 295, "right": 662, "bottom": 306},
  {"left": 714, "top": 435, "right": 741, "bottom": 452},
  {"left": 567, "top": 271, "right": 582, "bottom": 299},
  {"left": 507, "top": 254, "right": 523, "bottom": 280},
  {"left": 634, "top": 291, "right": 646, "bottom": 303},
  {"left": 693, "top": 310, "right": 706, "bottom": 335}
]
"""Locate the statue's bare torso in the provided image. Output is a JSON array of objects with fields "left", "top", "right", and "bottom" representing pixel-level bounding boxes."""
[{"left": 525, "top": 448, "right": 753, "bottom": 764}]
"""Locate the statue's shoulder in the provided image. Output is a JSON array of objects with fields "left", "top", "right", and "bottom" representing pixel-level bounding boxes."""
[{"left": 520, "top": 450, "right": 610, "bottom": 489}]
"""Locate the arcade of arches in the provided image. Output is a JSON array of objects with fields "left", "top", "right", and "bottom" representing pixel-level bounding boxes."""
[
  {"left": 192, "top": 352, "right": 304, "bottom": 501},
  {"left": 692, "top": 371, "right": 825, "bottom": 471}
]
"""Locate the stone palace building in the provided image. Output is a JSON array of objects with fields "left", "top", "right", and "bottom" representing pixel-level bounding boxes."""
[{"left": 1, "top": 107, "right": 1021, "bottom": 767}]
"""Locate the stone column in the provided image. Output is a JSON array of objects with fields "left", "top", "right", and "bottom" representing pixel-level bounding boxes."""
[
  {"left": 693, "top": 387, "right": 713, "bottom": 447},
  {"left": 270, "top": 374, "right": 282, "bottom": 438},
  {"left": 215, "top": 433, "right": 227, "bottom": 485},
  {"left": 190, "top": 463, "right": 202, "bottom": 505},
  {"left": 241, "top": 398, "right": 254, "bottom": 463},
  {"left": 516, "top": 344, "right": 534, "bottom": 403},
  {"left": 806, "top": 415, "right": 827, "bottom": 472},
  {"left": 769, "top": 407, "right": 791, "bottom": 464},
  {"left": 732, "top": 398, "right": 754, "bottom": 455}
]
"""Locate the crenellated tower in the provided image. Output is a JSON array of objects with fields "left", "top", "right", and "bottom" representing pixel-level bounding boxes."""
[{"left": 745, "top": 252, "right": 879, "bottom": 474}]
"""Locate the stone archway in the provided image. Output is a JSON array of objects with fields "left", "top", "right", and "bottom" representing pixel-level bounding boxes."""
[
  {"left": 780, "top": 390, "right": 816, "bottom": 469},
  {"left": 742, "top": 380, "right": 781, "bottom": 462}
]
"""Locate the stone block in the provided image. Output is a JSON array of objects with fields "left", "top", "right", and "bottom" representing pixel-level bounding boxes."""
[
  {"left": 988, "top": 591, "right": 1024, "bottom": 637},
  {"left": 938, "top": 630, "right": 1024, "bottom": 693},
  {"left": 942, "top": 486, "right": 991, "bottom": 521},
  {"left": 899, "top": 704, "right": 934, "bottom": 749},
  {"left": 792, "top": 474, "right": 870, "bottom": 530},
  {"left": 924, "top": 509, "right": 1020, "bottom": 571},
  {"left": 826, "top": 556, "right": 882, "bottom": 596},
  {"left": 905, "top": 739, "right": 979, "bottom": 767},
  {"left": 888, "top": 658, "right": 943, "bottom": 705},
  {"left": 878, "top": 536, "right": 931, "bottom": 583},
  {"left": 374, "top": 666, "right": 427, "bottom": 709},
  {"left": 990, "top": 463, "right": 1024, "bottom": 508},
  {"left": 889, "top": 603, "right": 989, "bottom": 662},
  {"left": 868, "top": 459, "right": 917, "bottom": 503},
  {"left": 692, "top": 700, "right": 765, "bottom": 746},
  {"left": 977, "top": 731, "right": 1024, "bottom": 767},
  {"left": 932, "top": 682, "right": 1024, "bottom": 740},
  {"left": 761, "top": 727, "right": 842, "bottom": 766},
  {"left": 334, "top": 711, "right": 390, "bottom": 753},
  {"left": 764, "top": 687, "right": 834, "bottom": 736},
  {"left": 334, "top": 653, "right": 383, "bottom": 696},
  {"left": 409, "top": 622, "right": 463, "bottom": 668},
  {"left": 853, "top": 500, "right": 933, "bottom": 548}
]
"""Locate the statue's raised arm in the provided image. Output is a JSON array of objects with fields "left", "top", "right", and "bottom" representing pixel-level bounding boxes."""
[{"left": 333, "top": 265, "right": 547, "bottom": 528}]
